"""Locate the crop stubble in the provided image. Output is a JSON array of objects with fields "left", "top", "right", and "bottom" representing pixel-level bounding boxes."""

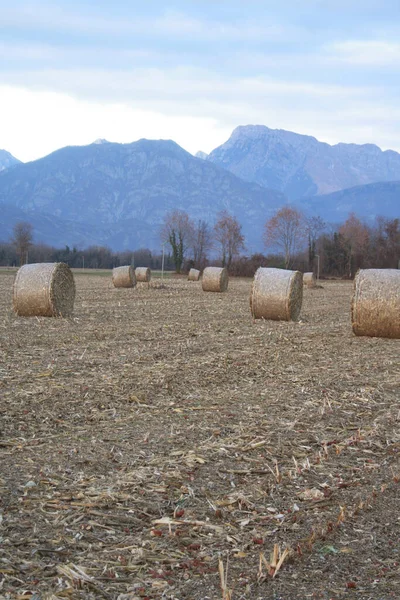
[{"left": 0, "top": 274, "right": 399, "bottom": 599}]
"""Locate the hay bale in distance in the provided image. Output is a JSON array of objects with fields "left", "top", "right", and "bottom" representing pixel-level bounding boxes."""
[
  {"left": 112, "top": 265, "right": 136, "bottom": 288},
  {"left": 202, "top": 267, "right": 229, "bottom": 292},
  {"left": 135, "top": 267, "right": 151, "bottom": 283},
  {"left": 250, "top": 267, "right": 303, "bottom": 321},
  {"left": 188, "top": 268, "right": 201, "bottom": 281},
  {"left": 303, "top": 272, "right": 317, "bottom": 288},
  {"left": 13, "top": 262, "right": 75, "bottom": 317},
  {"left": 352, "top": 269, "right": 400, "bottom": 339}
]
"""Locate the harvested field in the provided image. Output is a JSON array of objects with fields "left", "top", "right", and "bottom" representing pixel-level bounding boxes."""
[{"left": 0, "top": 273, "right": 399, "bottom": 600}]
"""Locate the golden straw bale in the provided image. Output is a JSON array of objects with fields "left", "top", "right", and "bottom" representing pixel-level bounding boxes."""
[
  {"left": 188, "top": 268, "right": 201, "bottom": 281},
  {"left": 135, "top": 267, "right": 151, "bottom": 282},
  {"left": 112, "top": 266, "right": 136, "bottom": 288},
  {"left": 352, "top": 269, "right": 400, "bottom": 339},
  {"left": 303, "top": 272, "right": 317, "bottom": 288},
  {"left": 13, "top": 262, "right": 75, "bottom": 317},
  {"left": 250, "top": 267, "right": 303, "bottom": 321},
  {"left": 202, "top": 267, "right": 229, "bottom": 292}
]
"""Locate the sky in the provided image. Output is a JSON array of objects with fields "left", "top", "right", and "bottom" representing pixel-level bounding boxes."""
[{"left": 1, "top": 0, "right": 400, "bottom": 162}]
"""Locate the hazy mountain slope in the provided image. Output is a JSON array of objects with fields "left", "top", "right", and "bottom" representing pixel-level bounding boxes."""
[
  {"left": 207, "top": 125, "right": 400, "bottom": 200},
  {"left": 0, "top": 139, "right": 286, "bottom": 251},
  {"left": 0, "top": 149, "right": 21, "bottom": 172},
  {"left": 302, "top": 180, "right": 400, "bottom": 224},
  {"left": 0, "top": 203, "right": 106, "bottom": 248}
]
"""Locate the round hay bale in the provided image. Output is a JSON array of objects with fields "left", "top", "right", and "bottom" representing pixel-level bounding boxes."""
[
  {"left": 135, "top": 267, "right": 151, "bottom": 283},
  {"left": 188, "top": 268, "right": 201, "bottom": 281},
  {"left": 112, "top": 266, "right": 136, "bottom": 288},
  {"left": 13, "top": 262, "right": 75, "bottom": 317},
  {"left": 202, "top": 267, "right": 229, "bottom": 292},
  {"left": 303, "top": 272, "right": 316, "bottom": 288},
  {"left": 250, "top": 267, "right": 303, "bottom": 321},
  {"left": 351, "top": 269, "right": 400, "bottom": 339}
]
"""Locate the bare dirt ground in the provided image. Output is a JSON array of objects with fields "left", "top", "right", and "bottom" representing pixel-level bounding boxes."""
[{"left": 0, "top": 273, "right": 399, "bottom": 600}]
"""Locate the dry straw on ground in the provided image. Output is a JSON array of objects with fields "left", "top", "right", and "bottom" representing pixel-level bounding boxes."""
[
  {"left": 303, "top": 272, "right": 316, "bottom": 288},
  {"left": 250, "top": 267, "right": 303, "bottom": 321},
  {"left": 1, "top": 275, "right": 400, "bottom": 599},
  {"left": 135, "top": 267, "right": 151, "bottom": 282},
  {"left": 13, "top": 262, "right": 75, "bottom": 317},
  {"left": 188, "top": 268, "right": 201, "bottom": 281},
  {"left": 352, "top": 268, "right": 400, "bottom": 339},
  {"left": 202, "top": 266, "right": 229, "bottom": 292},
  {"left": 112, "top": 265, "right": 136, "bottom": 288}
]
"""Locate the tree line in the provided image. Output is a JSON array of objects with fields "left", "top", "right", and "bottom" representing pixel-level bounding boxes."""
[
  {"left": 160, "top": 210, "right": 245, "bottom": 273},
  {"left": 2, "top": 207, "right": 399, "bottom": 277},
  {"left": 159, "top": 207, "right": 399, "bottom": 276},
  {"left": 0, "top": 225, "right": 174, "bottom": 271}
]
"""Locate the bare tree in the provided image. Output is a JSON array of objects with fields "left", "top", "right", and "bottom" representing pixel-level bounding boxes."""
[
  {"left": 192, "top": 220, "right": 213, "bottom": 269},
  {"left": 160, "top": 210, "right": 194, "bottom": 273},
  {"left": 339, "top": 213, "right": 369, "bottom": 277},
  {"left": 214, "top": 211, "right": 245, "bottom": 269},
  {"left": 131, "top": 248, "right": 152, "bottom": 268},
  {"left": 306, "top": 215, "right": 325, "bottom": 270},
  {"left": 12, "top": 221, "right": 33, "bottom": 266},
  {"left": 383, "top": 217, "right": 400, "bottom": 268},
  {"left": 263, "top": 207, "right": 306, "bottom": 269}
]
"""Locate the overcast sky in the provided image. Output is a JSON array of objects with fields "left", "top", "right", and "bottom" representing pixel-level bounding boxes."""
[{"left": 1, "top": 0, "right": 400, "bottom": 162}]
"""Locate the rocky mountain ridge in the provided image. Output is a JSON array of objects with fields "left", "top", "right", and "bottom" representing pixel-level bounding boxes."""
[
  {"left": 302, "top": 180, "right": 400, "bottom": 224},
  {"left": 0, "top": 131, "right": 398, "bottom": 252},
  {"left": 0, "top": 139, "right": 285, "bottom": 250},
  {"left": 207, "top": 125, "right": 400, "bottom": 200},
  {"left": 0, "top": 149, "right": 21, "bottom": 172}
]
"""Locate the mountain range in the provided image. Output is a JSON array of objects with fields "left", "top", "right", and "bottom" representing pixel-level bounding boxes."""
[
  {"left": 0, "top": 126, "right": 399, "bottom": 251},
  {"left": 0, "top": 139, "right": 285, "bottom": 251},
  {"left": 0, "top": 149, "right": 20, "bottom": 172},
  {"left": 206, "top": 125, "right": 400, "bottom": 200},
  {"left": 302, "top": 180, "right": 400, "bottom": 224}
]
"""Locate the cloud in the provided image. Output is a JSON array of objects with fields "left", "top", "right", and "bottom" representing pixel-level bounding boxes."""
[
  {"left": 1, "top": 65, "right": 399, "bottom": 166},
  {"left": 1, "top": 27, "right": 400, "bottom": 162},
  {"left": 325, "top": 40, "right": 400, "bottom": 66},
  {"left": 2, "top": 66, "right": 387, "bottom": 151},
  {"left": 1, "top": 4, "right": 287, "bottom": 42},
  {"left": 0, "top": 41, "right": 155, "bottom": 66},
  {"left": 0, "top": 85, "right": 232, "bottom": 162},
  {"left": 1, "top": 65, "right": 373, "bottom": 107}
]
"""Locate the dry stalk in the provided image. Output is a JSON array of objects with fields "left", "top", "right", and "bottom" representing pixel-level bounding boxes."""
[
  {"left": 265, "top": 460, "right": 282, "bottom": 484},
  {"left": 219, "top": 556, "right": 233, "bottom": 600},
  {"left": 258, "top": 545, "right": 291, "bottom": 580}
]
